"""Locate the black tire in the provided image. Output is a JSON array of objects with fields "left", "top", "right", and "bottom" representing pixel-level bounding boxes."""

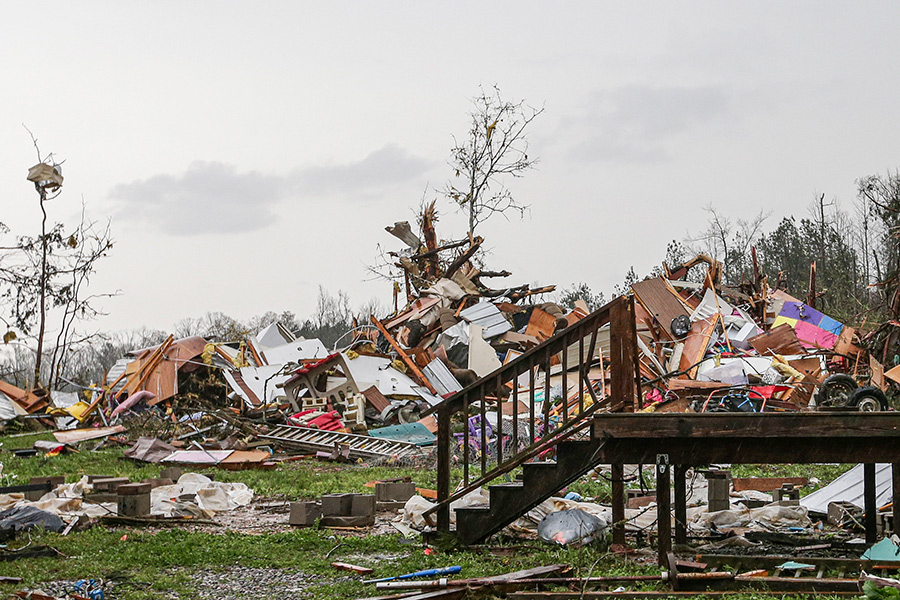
[
  {"left": 849, "top": 386, "right": 889, "bottom": 412},
  {"left": 816, "top": 374, "right": 858, "bottom": 408}
]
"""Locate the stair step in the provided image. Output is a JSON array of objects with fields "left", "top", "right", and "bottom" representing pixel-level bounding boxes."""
[
  {"left": 523, "top": 461, "right": 558, "bottom": 486},
  {"left": 454, "top": 436, "right": 606, "bottom": 546}
]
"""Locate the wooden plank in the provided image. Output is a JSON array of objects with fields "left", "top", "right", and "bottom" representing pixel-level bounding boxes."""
[
  {"left": 610, "top": 297, "right": 638, "bottom": 411},
  {"left": 371, "top": 315, "right": 437, "bottom": 394},
  {"left": 749, "top": 323, "right": 803, "bottom": 356},
  {"left": 594, "top": 412, "right": 900, "bottom": 439},
  {"left": 732, "top": 477, "right": 808, "bottom": 492},
  {"left": 631, "top": 277, "right": 690, "bottom": 340},
  {"left": 677, "top": 316, "right": 718, "bottom": 378},
  {"left": 54, "top": 425, "right": 126, "bottom": 444}
]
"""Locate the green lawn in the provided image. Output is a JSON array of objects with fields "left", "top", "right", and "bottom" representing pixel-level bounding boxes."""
[{"left": 0, "top": 432, "right": 862, "bottom": 599}]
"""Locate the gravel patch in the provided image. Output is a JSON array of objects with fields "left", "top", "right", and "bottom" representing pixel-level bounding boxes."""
[{"left": 191, "top": 567, "right": 331, "bottom": 600}]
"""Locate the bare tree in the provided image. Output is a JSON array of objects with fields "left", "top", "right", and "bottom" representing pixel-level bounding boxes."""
[
  {"left": 0, "top": 133, "right": 115, "bottom": 390},
  {"left": 444, "top": 85, "right": 543, "bottom": 238}
]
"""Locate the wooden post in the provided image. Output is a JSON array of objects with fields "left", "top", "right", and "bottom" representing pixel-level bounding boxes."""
[
  {"left": 436, "top": 410, "right": 450, "bottom": 534},
  {"left": 674, "top": 464, "right": 687, "bottom": 546},
  {"left": 657, "top": 454, "right": 671, "bottom": 567},
  {"left": 610, "top": 297, "right": 638, "bottom": 412},
  {"left": 865, "top": 463, "right": 877, "bottom": 545},
  {"left": 612, "top": 463, "right": 626, "bottom": 546}
]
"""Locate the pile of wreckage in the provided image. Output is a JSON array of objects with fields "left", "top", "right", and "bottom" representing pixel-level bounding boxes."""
[
  {"left": 0, "top": 211, "right": 897, "bottom": 468},
  {"left": 636, "top": 253, "right": 893, "bottom": 414}
]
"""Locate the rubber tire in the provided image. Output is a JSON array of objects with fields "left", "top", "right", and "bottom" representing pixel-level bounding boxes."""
[
  {"left": 815, "top": 374, "right": 858, "bottom": 408},
  {"left": 849, "top": 386, "right": 889, "bottom": 412}
]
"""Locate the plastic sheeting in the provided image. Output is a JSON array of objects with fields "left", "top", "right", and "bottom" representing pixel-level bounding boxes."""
[
  {"left": 0, "top": 505, "right": 64, "bottom": 533},
  {"left": 537, "top": 508, "right": 609, "bottom": 547}
]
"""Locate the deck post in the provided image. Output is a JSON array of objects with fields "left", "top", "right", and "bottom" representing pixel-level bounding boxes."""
[
  {"left": 612, "top": 463, "right": 626, "bottom": 546},
  {"left": 656, "top": 454, "right": 671, "bottom": 566},
  {"left": 674, "top": 464, "right": 688, "bottom": 546},
  {"left": 865, "top": 462, "right": 877, "bottom": 545}
]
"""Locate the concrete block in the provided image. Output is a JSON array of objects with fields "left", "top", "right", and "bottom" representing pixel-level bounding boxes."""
[
  {"left": 351, "top": 494, "right": 375, "bottom": 517},
  {"left": 320, "top": 514, "right": 375, "bottom": 527},
  {"left": 289, "top": 501, "right": 322, "bottom": 526},
  {"left": 321, "top": 493, "right": 353, "bottom": 516},
  {"left": 141, "top": 478, "right": 174, "bottom": 489},
  {"left": 375, "top": 482, "right": 415, "bottom": 503},
  {"left": 117, "top": 493, "right": 151, "bottom": 517},
  {"left": 86, "top": 474, "right": 115, "bottom": 483},
  {"left": 707, "top": 476, "right": 731, "bottom": 512},
  {"left": 160, "top": 467, "right": 183, "bottom": 482},
  {"left": 29, "top": 476, "right": 65, "bottom": 488},
  {"left": 117, "top": 482, "right": 152, "bottom": 496},
  {"left": 93, "top": 477, "right": 130, "bottom": 492},
  {"left": 24, "top": 483, "right": 53, "bottom": 502},
  {"left": 773, "top": 484, "right": 800, "bottom": 502}
]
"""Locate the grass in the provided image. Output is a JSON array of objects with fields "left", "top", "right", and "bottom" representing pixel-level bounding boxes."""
[{"left": 0, "top": 432, "right": 865, "bottom": 599}]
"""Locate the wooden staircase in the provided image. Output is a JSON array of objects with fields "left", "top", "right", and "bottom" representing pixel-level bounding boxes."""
[
  {"left": 454, "top": 435, "right": 608, "bottom": 545},
  {"left": 427, "top": 296, "right": 640, "bottom": 545}
]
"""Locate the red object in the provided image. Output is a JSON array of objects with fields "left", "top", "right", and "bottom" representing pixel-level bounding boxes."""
[{"left": 288, "top": 409, "right": 344, "bottom": 431}]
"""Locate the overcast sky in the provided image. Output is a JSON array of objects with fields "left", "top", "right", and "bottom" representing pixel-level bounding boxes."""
[{"left": 2, "top": 2, "right": 900, "bottom": 336}]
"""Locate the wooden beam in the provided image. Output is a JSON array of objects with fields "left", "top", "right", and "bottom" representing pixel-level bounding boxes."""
[
  {"left": 594, "top": 437, "right": 900, "bottom": 465},
  {"left": 594, "top": 412, "right": 900, "bottom": 439},
  {"left": 370, "top": 315, "right": 437, "bottom": 394}
]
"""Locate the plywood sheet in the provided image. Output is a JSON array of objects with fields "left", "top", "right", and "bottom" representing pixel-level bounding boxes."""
[
  {"left": 677, "top": 316, "right": 718, "bottom": 379},
  {"left": 54, "top": 425, "right": 126, "bottom": 444},
  {"left": 749, "top": 323, "right": 804, "bottom": 356},
  {"left": 631, "top": 277, "right": 691, "bottom": 340}
]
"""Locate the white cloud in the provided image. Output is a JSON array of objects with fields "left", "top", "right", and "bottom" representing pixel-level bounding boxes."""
[{"left": 107, "top": 145, "right": 434, "bottom": 235}]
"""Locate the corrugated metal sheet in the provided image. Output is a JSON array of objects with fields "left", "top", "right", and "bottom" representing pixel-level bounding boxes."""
[
  {"left": 460, "top": 302, "right": 512, "bottom": 339},
  {"left": 423, "top": 358, "right": 462, "bottom": 396},
  {"left": 801, "top": 463, "right": 893, "bottom": 515}
]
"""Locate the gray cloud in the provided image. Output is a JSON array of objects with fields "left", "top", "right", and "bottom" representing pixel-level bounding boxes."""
[
  {"left": 108, "top": 145, "right": 434, "bottom": 235},
  {"left": 560, "top": 85, "right": 732, "bottom": 164}
]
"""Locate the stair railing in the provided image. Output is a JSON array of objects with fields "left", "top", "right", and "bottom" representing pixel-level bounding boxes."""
[{"left": 426, "top": 295, "right": 640, "bottom": 533}]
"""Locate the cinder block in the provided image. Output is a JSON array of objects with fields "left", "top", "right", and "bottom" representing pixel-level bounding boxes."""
[
  {"left": 29, "top": 476, "right": 65, "bottom": 488},
  {"left": 321, "top": 493, "right": 353, "bottom": 516},
  {"left": 773, "top": 484, "right": 800, "bottom": 502},
  {"left": 86, "top": 474, "right": 114, "bottom": 483},
  {"left": 24, "top": 482, "right": 53, "bottom": 502},
  {"left": 93, "top": 477, "right": 130, "bottom": 492},
  {"left": 289, "top": 501, "right": 322, "bottom": 526},
  {"left": 117, "top": 493, "right": 151, "bottom": 517},
  {"left": 351, "top": 494, "right": 375, "bottom": 517},
  {"left": 707, "top": 477, "right": 730, "bottom": 512},
  {"left": 159, "top": 467, "right": 183, "bottom": 482},
  {"left": 117, "top": 482, "right": 152, "bottom": 496},
  {"left": 375, "top": 482, "right": 415, "bottom": 503},
  {"left": 141, "top": 478, "right": 174, "bottom": 489}
]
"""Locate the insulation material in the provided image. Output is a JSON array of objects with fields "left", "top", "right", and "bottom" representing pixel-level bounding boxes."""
[
  {"left": 467, "top": 324, "right": 502, "bottom": 378},
  {"left": 261, "top": 338, "right": 328, "bottom": 365}
]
